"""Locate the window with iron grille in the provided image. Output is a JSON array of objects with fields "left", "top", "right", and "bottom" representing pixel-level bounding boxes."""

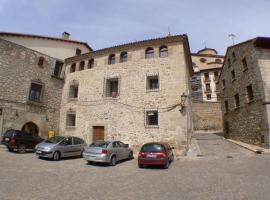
[
  {"left": 105, "top": 78, "right": 119, "bottom": 97},
  {"left": 234, "top": 94, "right": 240, "bottom": 108},
  {"left": 53, "top": 61, "right": 63, "bottom": 77},
  {"left": 69, "top": 82, "right": 79, "bottom": 99},
  {"left": 66, "top": 112, "right": 76, "bottom": 128},
  {"left": 147, "top": 75, "right": 159, "bottom": 90},
  {"left": 205, "top": 84, "right": 211, "bottom": 93},
  {"left": 145, "top": 110, "right": 158, "bottom": 127},
  {"left": 28, "top": 82, "right": 43, "bottom": 102},
  {"left": 159, "top": 46, "right": 168, "bottom": 58},
  {"left": 246, "top": 85, "right": 254, "bottom": 102},
  {"left": 204, "top": 73, "right": 210, "bottom": 82}
]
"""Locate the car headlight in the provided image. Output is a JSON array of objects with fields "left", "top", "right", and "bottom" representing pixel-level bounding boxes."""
[{"left": 43, "top": 147, "right": 51, "bottom": 151}]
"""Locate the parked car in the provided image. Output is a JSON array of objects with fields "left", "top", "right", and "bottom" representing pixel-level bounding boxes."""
[
  {"left": 138, "top": 142, "right": 174, "bottom": 169},
  {"left": 1, "top": 129, "right": 43, "bottom": 153},
  {"left": 35, "top": 136, "right": 86, "bottom": 161},
  {"left": 83, "top": 140, "right": 133, "bottom": 166}
]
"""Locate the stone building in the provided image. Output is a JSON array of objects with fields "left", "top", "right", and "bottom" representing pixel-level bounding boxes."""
[
  {"left": 219, "top": 37, "right": 270, "bottom": 147},
  {"left": 191, "top": 48, "right": 224, "bottom": 102},
  {"left": 0, "top": 32, "right": 91, "bottom": 60},
  {"left": 0, "top": 38, "right": 65, "bottom": 137},
  {"left": 190, "top": 48, "right": 224, "bottom": 131},
  {"left": 60, "top": 35, "right": 193, "bottom": 150}
]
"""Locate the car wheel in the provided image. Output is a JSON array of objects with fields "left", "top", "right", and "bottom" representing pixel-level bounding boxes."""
[
  {"left": 53, "top": 151, "right": 60, "bottom": 161},
  {"left": 128, "top": 151, "right": 133, "bottom": 160},
  {"left": 87, "top": 161, "right": 92, "bottom": 165},
  {"left": 17, "top": 144, "right": 26, "bottom": 153},
  {"left": 7, "top": 147, "right": 14, "bottom": 152},
  {"left": 110, "top": 156, "right": 117, "bottom": 166},
  {"left": 164, "top": 159, "right": 169, "bottom": 169},
  {"left": 138, "top": 163, "right": 143, "bottom": 168}
]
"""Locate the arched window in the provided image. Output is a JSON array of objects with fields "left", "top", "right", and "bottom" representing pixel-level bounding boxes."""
[
  {"left": 120, "top": 52, "right": 128, "bottom": 63},
  {"left": 159, "top": 46, "right": 168, "bottom": 57},
  {"left": 38, "top": 57, "right": 45, "bottom": 67},
  {"left": 108, "top": 54, "right": 116, "bottom": 64},
  {"left": 79, "top": 61, "right": 85, "bottom": 71},
  {"left": 88, "top": 59, "right": 94, "bottom": 69},
  {"left": 215, "top": 58, "right": 222, "bottom": 63},
  {"left": 145, "top": 47, "right": 154, "bottom": 59},
  {"left": 70, "top": 63, "right": 76, "bottom": 73},
  {"left": 200, "top": 58, "right": 206, "bottom": 63}
]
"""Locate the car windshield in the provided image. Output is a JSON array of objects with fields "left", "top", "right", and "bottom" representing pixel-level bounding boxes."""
[
  {"left": 44, "top": 136, "right": 65, "bottom": 144},
  {"left": 90, "top": 141, "right": 110, "bottom": 148},
  {"left": 4, "top": 130, "right": 14, "bottom": 137},
  {"left": 141, "top": 144, "right": 164, "bottom": 152}
]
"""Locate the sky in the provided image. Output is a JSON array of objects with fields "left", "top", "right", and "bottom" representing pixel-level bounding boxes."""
[{"left": 0, "top": 0, "right": 270, "bottom": 54}]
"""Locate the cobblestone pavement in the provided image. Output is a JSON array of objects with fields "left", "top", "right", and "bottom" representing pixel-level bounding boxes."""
[{"left": 1, "top": 134, "right": 270, "bottom": 200}]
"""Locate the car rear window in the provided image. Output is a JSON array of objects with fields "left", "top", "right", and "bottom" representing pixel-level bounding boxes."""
[
  {"left": 44, "top": 136, "right": 65, "bottom": 144},
  {"left": 4, "top": 130, "right": 15, "bottom": 137},
  {"left": 141, "top": 144, "right": 164, "bottom": 152},
  {"left": 90, "top": 141, "right": 110, "bottom": 148}
]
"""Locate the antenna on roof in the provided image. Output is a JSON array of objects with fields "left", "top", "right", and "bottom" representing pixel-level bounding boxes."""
[
  {"left": 228, "top": 34, "right": 236, "bottom": 45},
  {"left": 167, "top": 27, "right": 171, "bottom": 36},
  {"left": 203, "top": 41, "right": 207, "bottom": 48}
]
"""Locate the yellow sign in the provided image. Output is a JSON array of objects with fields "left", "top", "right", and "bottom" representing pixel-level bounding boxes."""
[{"left": 48, "top": 130, "right": 55, "bottom": 138}]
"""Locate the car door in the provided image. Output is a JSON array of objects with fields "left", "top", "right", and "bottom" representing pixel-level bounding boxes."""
[
  {"left": 72, "top": 137, "right": 84, "bottom": 156},
  {"left": 112, "top": 142, "right": 121, "bottom": 161},
  {"left": 118, "top": 141, "right": 129, "bottom": 160},
  {"left": 62, "top": 137, "right": 73, "bottom": 157}
]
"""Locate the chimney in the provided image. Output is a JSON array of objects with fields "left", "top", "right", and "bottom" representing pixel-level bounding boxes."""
[{"left": 62, "top": 32, "right": 70, "bottom": 40}]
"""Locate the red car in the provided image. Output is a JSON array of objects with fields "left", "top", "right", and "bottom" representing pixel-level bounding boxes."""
[{"left": 138, "top": 142, "right": 174, "bottom": 169}]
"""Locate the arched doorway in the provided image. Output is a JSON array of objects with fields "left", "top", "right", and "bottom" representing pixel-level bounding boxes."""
[{"left": 21, "top": 122, "right": 39, "bottom": 136}]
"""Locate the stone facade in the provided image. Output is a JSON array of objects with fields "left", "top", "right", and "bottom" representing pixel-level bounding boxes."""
[
  {"left": 192, "top": 102, "right": 223, "bottom": 131},
  {"left": 0, "top": 39, "right": 64, "bottom": 137},
  {"left": 219, "top": 37, "right": 270, "bottom": 147},
  {"left": 59, "top": 35, "right": 193, "bottom": 150}
]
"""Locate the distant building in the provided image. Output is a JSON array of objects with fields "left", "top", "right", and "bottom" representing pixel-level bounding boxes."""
[
  {"left": 59, "top": 35, "right": 193, "bottom": 149},
  {"left": 219, "top": 37, "right": 270, "bottom": 147},
  {"left": 191, "top": 48, "right": 224, "bottom": 102},
  {"left": 0, "top": 39, "right": 64, "bottom": 137},
  {"left": 0, "top": 32, "right": 92, "bottom": 60}
]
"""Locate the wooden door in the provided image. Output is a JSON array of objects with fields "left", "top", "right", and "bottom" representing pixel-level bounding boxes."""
[{"left": 93, "top": 126, "right": 104, "bottom": 142}]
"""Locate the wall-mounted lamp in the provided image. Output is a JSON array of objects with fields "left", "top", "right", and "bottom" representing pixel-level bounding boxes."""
[{"left": 180, "top": 93, "right": 187, "bottom": 113}]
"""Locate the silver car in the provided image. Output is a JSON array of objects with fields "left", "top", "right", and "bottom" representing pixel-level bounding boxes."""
[
  {"left": 35, "top": 136, "right": 86, "bottom": 161},
  {"left": 83, "top": 140, "right": 133, "bottom": 166}
]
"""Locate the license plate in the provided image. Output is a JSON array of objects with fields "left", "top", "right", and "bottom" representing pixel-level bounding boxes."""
[
  {"left": 5, "top": 138, "right": 9, "bottom": 141},
  {"left": 147, "top": 154, "right": 157, "bottom": 158}
]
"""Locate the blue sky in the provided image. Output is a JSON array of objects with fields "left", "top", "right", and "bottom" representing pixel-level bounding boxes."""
[{"left": 0, "top": 0, "right": 270, "bottom": 54}]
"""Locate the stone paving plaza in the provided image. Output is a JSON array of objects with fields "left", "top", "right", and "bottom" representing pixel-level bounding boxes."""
[{"left": 1, "top": 133, "right": 270, "bottom": 200}]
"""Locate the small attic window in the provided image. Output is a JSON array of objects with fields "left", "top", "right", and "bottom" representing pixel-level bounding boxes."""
[
  {"left": 215, "top": 58, "right": 222, "bottom": 63},
  {"left": 200, "top": 58, "right": 206, "bottom": 63},
  {"left": 38, "top": 57, "right": 45, "bottom": 67}
]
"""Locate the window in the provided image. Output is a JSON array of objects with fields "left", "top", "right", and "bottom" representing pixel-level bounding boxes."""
[
  {"left": 234, "top": 94, "right": 240, "bottom": 108},
  {"left": 76, "top": 48, "right": 82, "bottom": 55},
  {"left": 214, "top": 71, "right": 219, "bottom": 81},
  {"left": 38, "top": 57, "right": 45, "bottom": 67},
  {"left": 200, "top": 58, "right": 206, "bottom": 63},
  {"left": 206, "top": 94, "right": 211, "bottom": 100},
  {"left": 70, "top": 63, "right": 76, "bottom": 73},
  {"left": 79, "top": 61, "right": 85, "bottom": 71},
  {"left": 120, "top": 52, "right": 128, "bottom": 63},
  {"left": 28, "top": 82, "right": 43, "bottom": 102},
  {"left": 247, "top": 85, "right": 254, "bottom": 102},
  {"left": 215, "top": 82, "right": 219, "bottom": 92},
  {"left": 74, "top": 137, "right": 84, "bottom": 145},
  {"left": 145, "top": 110, "right": 158, "bottom": 127},
  {"left": 231, "top": 70, "right": 236, "bottom": 81},
  {"left": 242, "top": 57, "right": 248, "bottom": 71},
  {"left": 222, "top": 80, "right": 226, "bottom": 89},
  {"left": 215, "top": 58, "right": 222, "bottom": 63},
  {"left": 205, "top": 84, "right": 211, "bottom": 93},
  {"left": 108, "top": 54, "right": 116, "bottom": 64},
  {"left": 69, "top": 81, "right": 79, "bottom": 99},
  {"left": 224, "top": 100, "right": 229, "bottom": 113},
  {"left": 159, "top": 46, "right": 168, "bottom": 58},
  {"left": 232, "top": 52, "right": 236, "bottom": 61},
  {"left": 204, "top": 73, "right": 210, "bottom": 82},
  {"left": 66, "top": 112, "right": 76, "bottom": 128},
  {"left": 145, "top": 47, "right": 154, "bottom": 59},
  {"left": 87, "top": 59, "right": 94, "bottom": 69},
  {"left": 105, "top": 78, "right": 119, "bottom": 97},
  {"left": 53, "top": 61, "right": 63, "bottom": 77},
  {"left": 147, "top": 75, "right": 159, "bottom": 90}
]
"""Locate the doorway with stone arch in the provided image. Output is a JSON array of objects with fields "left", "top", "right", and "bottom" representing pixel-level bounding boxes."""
[{"left": 21, "top": 122, "right": 39, "bottom": 136}]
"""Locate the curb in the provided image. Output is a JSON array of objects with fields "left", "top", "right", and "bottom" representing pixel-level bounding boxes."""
[{"left": 227, "top": 139, "right": 269, "bottom": 154}]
